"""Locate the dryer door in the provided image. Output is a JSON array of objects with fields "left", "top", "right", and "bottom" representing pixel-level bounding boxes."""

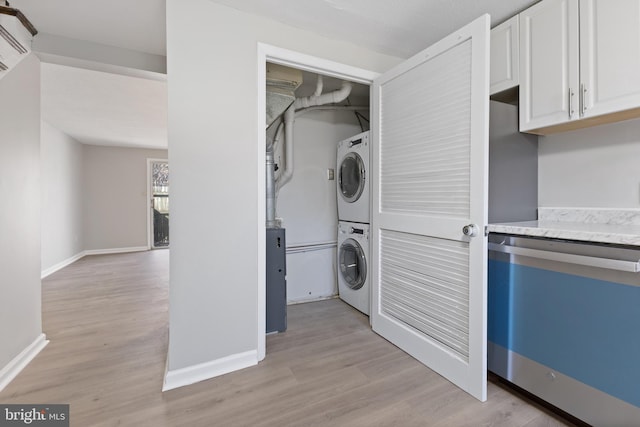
[
  {"left": 339, "top": 238, "right": 367, "bottom": 290},
  {"left": 339, "top": 152, "right": 365, "bottom": 203}
]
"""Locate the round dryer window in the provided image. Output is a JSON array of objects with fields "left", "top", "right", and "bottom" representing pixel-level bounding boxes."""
[
  {"left": 339, "top": 153, "right": 365, "bottom": 203},
  {"left": 339, "top": 238, "right": 367, "bottom": 290}
]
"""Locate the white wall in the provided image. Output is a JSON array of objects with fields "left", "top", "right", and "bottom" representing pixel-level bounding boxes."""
[
  {"left": 166, "top": 0, "right": 400, "bottom": 378},
  {"left": 41, "top": 137, "right": 167, "bottom": 272},
  {"left": 539, "top": 118, "right": 640, "bottom": 208},
  {"left": 83, "top": 145, "right": 167, "bottom": 251},
  {"left": 278, "top": 111, "right": 365, "bottom": 245},
  {"left": 0, "top": 54, "right": 43, "bottom": 370},
  {"left": 278, "top": 110, "right": 364, "bottom": 302},
  {"left": 41, "top": 121, "right": 84, "bottom": 273}
]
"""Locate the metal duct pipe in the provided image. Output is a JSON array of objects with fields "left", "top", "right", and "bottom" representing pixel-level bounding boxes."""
[
  {"left": 265, "top": 148, "right": 278, "bottom": 228},
  {"left": 276, "top": 104, "right": 296, "bottom": 192}
]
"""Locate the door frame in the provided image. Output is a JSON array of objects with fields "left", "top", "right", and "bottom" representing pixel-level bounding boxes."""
[
  {"left": 147, "top": 158, "right": 169, "bottom": 250},
  {"left": 256, "top": 43, "right": 379, "bottom": 360}
]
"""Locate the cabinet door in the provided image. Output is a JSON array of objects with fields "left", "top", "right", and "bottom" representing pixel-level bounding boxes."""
[
  {"left": 580, "top": 0, "right": 640, "bottom": 119},
  {"left": 490, "top": 16, "right": 519, "bottom": 95},
  {"left": 520, "top": 0, "right": 580, "bottom": 132}
]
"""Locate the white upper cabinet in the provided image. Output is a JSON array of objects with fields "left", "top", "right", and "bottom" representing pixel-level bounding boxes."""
[
  {"left": 519, "top": 0, "right": 580, "bottom": 132},
  {"left": 520, "top": 0, "right": 640, "bottom": 134},
  {"left": 490, "top": 16, "right": 519, "bottom": 95},
  {"left": 580, "top": 0, "right": 640, "bottom": 118}
]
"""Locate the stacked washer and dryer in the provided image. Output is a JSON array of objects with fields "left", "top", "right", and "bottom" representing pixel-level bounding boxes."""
[{"left": 336, "top": 131, "right": 370, "bottom": 315}]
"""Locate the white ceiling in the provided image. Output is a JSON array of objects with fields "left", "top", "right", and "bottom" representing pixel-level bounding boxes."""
[
  {"left": 11, "top": 0, "right": 538, "bottom": 149},
  {"left": 41, "top": 63, "right": 168, "bottom": 149},
  {"left": 10, "top": 0, "right": 168, "bottom": 148},
  {"left": 11, "top": 0, "right": 167, "bottom": 56},
  {"left": 209, "top": 0, "right": 539, "bottom": 58}
]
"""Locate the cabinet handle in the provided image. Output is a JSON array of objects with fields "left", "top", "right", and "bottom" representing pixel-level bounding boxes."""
[
  {"left": 568, "top": 88, "right": 575, "bottom": 119},
  {"left": 488, "top": 242, "right": 640, "bottom": 273},
  {"left": 580, "top": 84, "right": 587, "bottom": 117}
]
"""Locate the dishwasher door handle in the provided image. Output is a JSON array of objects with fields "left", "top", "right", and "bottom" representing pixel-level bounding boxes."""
[{"left": 488, "top": 242, "right": 640, "bottom": 273}]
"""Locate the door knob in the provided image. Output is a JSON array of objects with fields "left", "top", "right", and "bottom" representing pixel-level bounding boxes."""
[{"left": 462, "top": 224, "right": 478, "bottom": 237}]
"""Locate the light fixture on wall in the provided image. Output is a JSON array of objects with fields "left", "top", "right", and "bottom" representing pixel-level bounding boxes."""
[{"left": 0, "top": 1, "right": 37, "bottom": 77}]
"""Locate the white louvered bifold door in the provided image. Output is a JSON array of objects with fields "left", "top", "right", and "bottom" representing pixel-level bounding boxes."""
[{"left": 371, "top": 15, "right": 490, "bottom": 402}]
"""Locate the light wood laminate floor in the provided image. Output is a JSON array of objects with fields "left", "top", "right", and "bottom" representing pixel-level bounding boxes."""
[{"left": 0, "top": 251, "right": 573, "bottom": 426}]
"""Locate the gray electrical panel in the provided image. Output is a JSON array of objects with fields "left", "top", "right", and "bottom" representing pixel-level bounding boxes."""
[{"left": 266, "top": 228, "right": 286, "bottom": 333}]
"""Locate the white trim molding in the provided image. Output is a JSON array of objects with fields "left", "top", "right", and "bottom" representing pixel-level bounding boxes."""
[
  {"left": 33, "top": 32, "right": 167, "bottom": 80},
  {"left": 42, "top": 248, "right": 150, "bottom": 278},
  {"left": 0, "top": 334, "right": 49, "bottom": 392},
  {"left": 83, "top": 247, "right": 148, "bottom": 256},
  {"left": 41, "top": 252, "right": 85, "bottom": 279},
  {"left": 162, "top": 350, "right": 257, "bottom": 392}
]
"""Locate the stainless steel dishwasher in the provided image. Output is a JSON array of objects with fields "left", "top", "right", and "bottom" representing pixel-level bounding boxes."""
[{"left": 488, "top": 234, "right": 640, "bottom": 427}]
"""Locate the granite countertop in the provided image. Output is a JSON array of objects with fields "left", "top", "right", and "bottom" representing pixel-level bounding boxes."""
[{"left": 487, "top": 208, "right": 640, "bottom": 246}]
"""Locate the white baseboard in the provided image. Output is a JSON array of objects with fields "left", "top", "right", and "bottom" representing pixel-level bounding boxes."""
[
  {"left": 41, "top": 252, "right": 85, "bottom": 279},
  {"left": 0, "top": 334, "right": 49, "bottom": 392},
  {"left": 84, "top": 246, "right": 148, "bottom": 256},
  {"left": 41, "top": 247, "right": 150, "bottom": 278},
  {"left": 287, "top": 295, "right": 338, "bottom": 305},
  {"left": 162, "top": 350, "right": 257, "bottom": 392}
]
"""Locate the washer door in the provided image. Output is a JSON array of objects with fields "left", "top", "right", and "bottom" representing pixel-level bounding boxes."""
[
  {"left": 339, "top": 238, "right": 367, "bottom": 290},
  {"left": 339, "top": 152, "right": 365, "bottom": 203}
]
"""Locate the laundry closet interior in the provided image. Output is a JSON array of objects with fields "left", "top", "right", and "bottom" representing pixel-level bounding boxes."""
[
  {"left": 263, "top": 57, "right": 535, "bottom": 339},
  {"left": 265, "top": 62, "right": 372, "bottom": 333}
]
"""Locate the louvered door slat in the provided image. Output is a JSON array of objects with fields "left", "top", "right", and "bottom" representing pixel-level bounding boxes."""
[
  {"left": 380, "top": 41, "right": 472, "bottom": 219},
  {"left": 371, "top": 15, "right": 489, "bottom": 401},
  {"left": 380, "top": 274, "right": 469, "bottom": 330},
  {"left": 381, "top": 230, "right": 470, "bottom": 360}
]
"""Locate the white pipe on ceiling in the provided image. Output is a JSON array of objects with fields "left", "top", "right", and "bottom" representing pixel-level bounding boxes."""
[{"left": 276, "top": 81, "right": 352, "bottom": 192}]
